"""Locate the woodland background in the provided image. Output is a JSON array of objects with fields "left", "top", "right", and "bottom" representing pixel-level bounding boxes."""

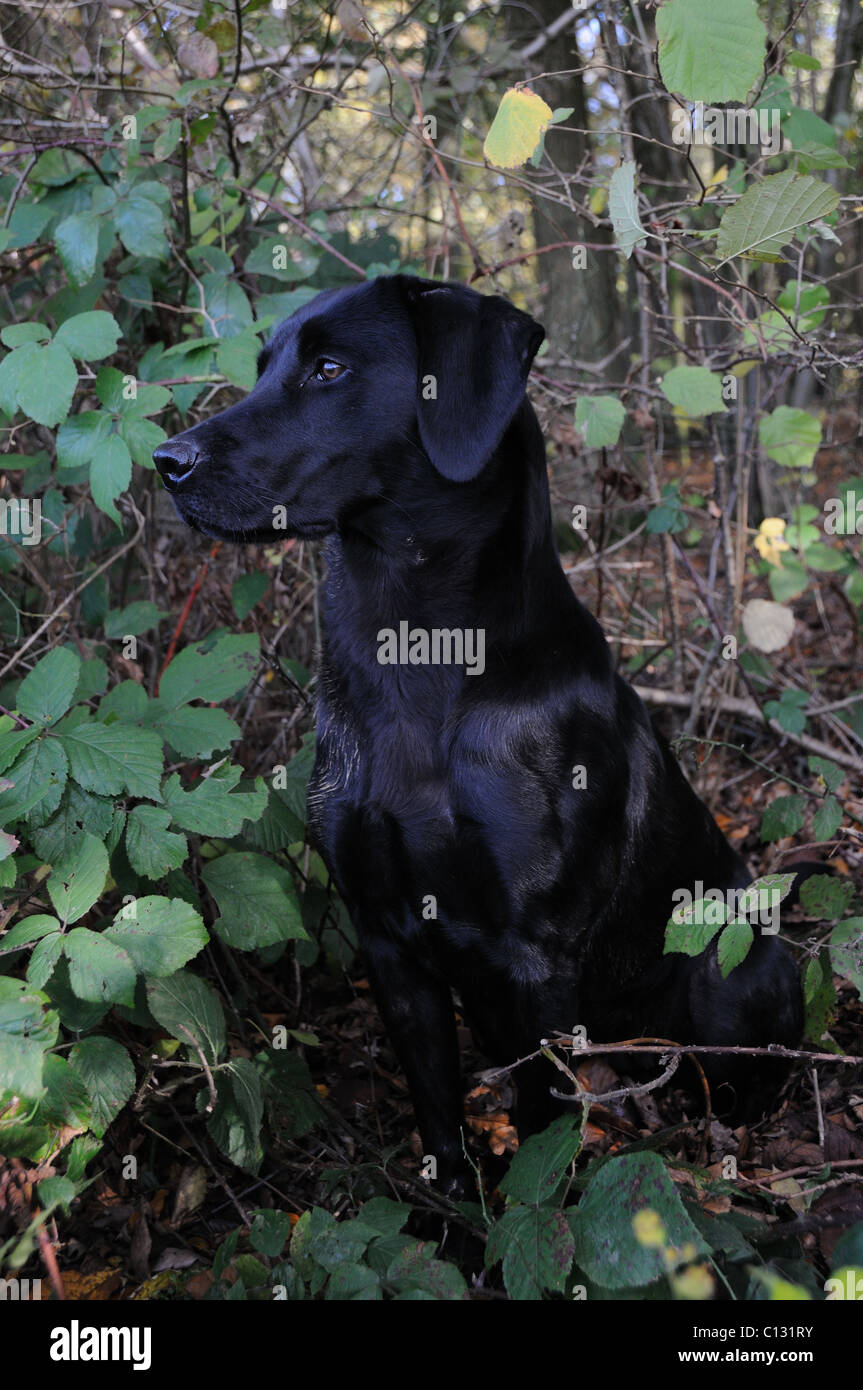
[{"left": 0, "top": 0, "right": 861, "bottom": 1303}]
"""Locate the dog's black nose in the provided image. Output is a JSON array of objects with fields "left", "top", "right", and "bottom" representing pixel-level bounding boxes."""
[{"left": 153, "top": 440, "right": 200, "bottom": 490}]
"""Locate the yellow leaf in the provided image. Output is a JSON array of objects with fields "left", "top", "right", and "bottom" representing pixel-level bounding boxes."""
[
  {"left": 632, "top": 1208, "right": 667, "bottom": 1247},
  {"left": 483, "top": 88, "right": 554, "bottom": 169},
  {"left": 589, "top": 186, "right": 608, "bottom": 216},
  {"left": 706, "top": 164, "right": 729, "bottom": 190},
  {"left": 754, "top": 516, "right": 790, "bottom": 567}
]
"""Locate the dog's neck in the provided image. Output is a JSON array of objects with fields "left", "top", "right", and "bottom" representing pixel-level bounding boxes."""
[{"left": 321, "top": 400, "right": 576, "bottom": 654}]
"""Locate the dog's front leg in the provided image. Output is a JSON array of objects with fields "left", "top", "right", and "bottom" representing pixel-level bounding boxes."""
[{"left": 362, "top": 937, "right": 471, "bottom": 1199}]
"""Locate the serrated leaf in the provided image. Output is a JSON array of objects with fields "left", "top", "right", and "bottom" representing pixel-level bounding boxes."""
[
  {"left": 15, "top": 343, "right": 77, "bottom": 426},
  {"left": 609, "top": 161, "right": 647, "bottom": 259},
  {"left": 758, "top": 406, "right": 821, "bottom": 470},
  {"left": 571, "top": 1152, "right": 708, "bottom": 1289},
  {"left": 56, "top": 411, "right": 113, "bottom": 470},
  {"left": 760, "top": 794, "right": 806, "bottom": 842},
  {"left": 64, "top": 927, "right": 136, "bottom": 1006},
  {"left": 660, "top": 366, "right": 725, "bottom": 417},
  {"left": 68, "top": 1036, "right": 135, "bottom": 1136},
  {"left": 202, "top": 851, "right": 306, "bottom": 950},
  {"left": 807, "top": 756, "right": 844, "bottom": 793},
  {"left": 90, "top": 434, "right": 132, "bottom": 524},
  {"left": 47, "top": 832, "right": 108, "bottom": 924},
  {"left": 105, "top": 896, "right": 207, "bottom": 974},
  {"left": 54, "top": 311, "right": 121, "bottom": 361},
  {"left": 717, "top": 919, "right": 754, "bottom": 978},
  {"left": 499, "top": 1113, "right": 581, "bottom": 1204},
  {"left": 483, "top": 87, "right": 554, "bottom": 169},
  {"left": 207, "top": 1057, "right": 264, "bottom": 1173},
  {"left": 147, "top": 703, "right": 240, "bottom": 758},
  {"left": 124, "top": 806, "right": 188, "bottom": 879},
  {"left": 120, "top": 416, "right": 167, "bottom": 468},
  {"left": 716, "top": 173, "right": 839, "bottom": 261},
  {"left": 114, "top": 196, "right": 166, "bottom": 259},
  {"left": 829, "top": 919, "right": 863, "bottom": 998},
  {"left": 813, "top": 795, "right": 842, "bottom": 842},
  {"left": 54, "top": 213, "right": 101, "bottom": 287},
  {"left": 162, "top": 770, "right": 267, "bottom": 836},
  {"left": 486, "top": 1205, "right": 574, "bottom": 1300},
  {"left": 0, "top": 737, "right": 68, "bottom": 824},
  {"left": 799, "top": 874, "right": 853, "bottom": 923},
  {"left": 147, "top": 970, "right": 226, "bottom": 1065},
  {"left": 58, "top": 721, "right": 163, "bottom": 800},
  {"left": 657, "top": 0, "right": 765, "bottom": 103},
  {"left": 159, "top": 634, "right": 260, "bottom": 707},
  {"left": 575, "top": 395, "right": 626, "bottom": 448},
  {"left": 17, "top": 647, "right": 81, "bottom": 725}
]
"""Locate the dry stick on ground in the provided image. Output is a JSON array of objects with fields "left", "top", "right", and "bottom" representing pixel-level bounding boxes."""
[
  {"left": 634, "top": 683, "right": 862, "bottom": 772},
  {"left": 479, "top": 1038, "right": 863, "bottom": 1087}
]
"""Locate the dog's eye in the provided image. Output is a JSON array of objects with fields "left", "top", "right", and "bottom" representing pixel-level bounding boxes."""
[{"left": 314, "top": 359, "right": 346, "bottom": 382}]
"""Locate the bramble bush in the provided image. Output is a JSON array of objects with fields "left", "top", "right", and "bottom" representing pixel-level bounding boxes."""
[{"left": 0, "top": 0, "right": 861, "bottom": 1300}]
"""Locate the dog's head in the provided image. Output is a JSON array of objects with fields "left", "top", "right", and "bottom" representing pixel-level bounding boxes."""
[{"left": 153, "top": 274, "right": 544, "bottom": 542}]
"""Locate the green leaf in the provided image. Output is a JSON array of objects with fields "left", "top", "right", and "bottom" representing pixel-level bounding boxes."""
[
  {"left": 105, "top": 895, "right": 207, "bottom": 974},
  {"left": 803, "top": 950, "right": 836, "bottom": 1043},
  {"left": 202, "top": 851, "right": 307, "bottom": 950},
  {"left": 813, "top": 795, "right": 842, "bottom": 842},
  {"left": 27, "top": 933, "right": 65, "bottom": 990},
  {"left": 664, "top": 896, "right": 727, "bottom": 955},
  {"left": 54, "top": 311, "right": 121, "bottom": 361},
  {"left": 56, "top": 411, "right": 113, "bottom": 470},
  {"left": 326, "top": 1264, "right": 382, "bottom": 1300},
  {"left": 17, "top": 647, "right": 81, "bottom": 725},
  {"left": 68, "top": 1036, "right": 135, "bottom": 1136},
  {"left": 483, "top": 87, "right": 555, "bottom": 169},
  {"left": 829, "top": 919, "right": 863, "bottom": 998},
  {"left": 799, "top": 874, "right": 854, "bottom": 923},
  {"left": 486, "top": 1205, "right": 574, "bottom": 1301},
  {"left": 36, "top": 1054, "right": 92, "bottom": 1129},
  {"left": 716, "top": 919, "right": 754, "bottom": 978},
  {"left": 1, "top": 322, "right": 51, "bottom": 348},
  {"left": 575, "top": 395, "right": 626, "bottom": 448},
  {"left": 608, "top": 161, "right": 647, "bottom": 259},
  {"left": 808, "top": 756, "right": 844, "bottom": 793},
  {"left": 153, "top": 117, "right": 182, "bottom": 161},
  {"left": 119, "top": 415, "right": 166, "bottom": 469},
  {"left": 716, "top": 173, "right": 840, "bottom": 261},
  {"left": 385, "top": 1244, "right": 468, "bottom": 1300},
  {"left": 656, "top": 0, "right": 765, "bottom": 103},
  {"left": 147, "top": 702, "right": 240, "bottom": 758},
  {"left": 146, "top": 970, "right": 226, "bottom": 1065},
  {"left": 103, "top": 601, "right": 164, "bottom": 639},
  {"left": 0, "top": 737, "right": 68, "bottom": 824},
  {"left": 64, "top": 927, "right": 136, "bottom": 1006},
  {"left": 47, "top": 832, "right": 109, "bottom": 924},
  {"left": 660, "top": 366, "right": 725, "bottom": 417},
  {"left": 786, "top": 52, "right": 820, "bottom": 71},
  {"left": 58, "top": 721, "right": 163, "bottom": 800},
  {"left": 572, "top": 1152, "right": 708, "bottom": 1289},
  {"left": 232, "top": 572, "right": 269, "bottom": 621},
  {"left": 760, "top": 794, "right": 806, "bottom": 842},
  {"left": 217, "top": 332, "right": 261, "bottom": 390},
  {"left": 499, "top": 1113, "right": 581, "bottom": 1205},
  {"left": 120, "top": 381, "right": 172, "bottom": 419},
  {"left": 159, "top": 634, "right": 260, "bottom": 707},
  {"left": 758, "top": 406, "right": 821, "bottom": 470},
  {"left": 54, "top": 213, "right": 101, "bottom": 287},
  {"left": 162, "top": 769, "right": 268, "bottom": 836},
  {"left": 207, "top": 1057, "right": 264, "bottom": 1173},
  {"left": 114, "top": 195, "right": 166, "bottom": 259},
  {"left": 15, "top": 343, "right": 77, "bottom": 426},
  {"left": 0, "top": 914, "right": 60, "bottom": 953},
  {"left": 125, "top": 806, "right": 188, "bottom": 878},
  {"left": 250, "top": 1210, "right": 294, "bottom": 1258},
  {"left": 0, "top": 1033, "right": 45, "bottom": 1099},
  {"left": 90, "top": 434, "right": 132, "bottom": 525}
]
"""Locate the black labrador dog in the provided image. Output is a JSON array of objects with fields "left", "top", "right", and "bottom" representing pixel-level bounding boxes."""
[{"left": 154, "top": 274, "right": 802, "bottom": 1196}]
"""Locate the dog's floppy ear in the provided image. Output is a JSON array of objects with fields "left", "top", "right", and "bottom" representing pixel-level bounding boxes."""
[{"left": 400, "top": 277, "right": 544, "bottom": 482}]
